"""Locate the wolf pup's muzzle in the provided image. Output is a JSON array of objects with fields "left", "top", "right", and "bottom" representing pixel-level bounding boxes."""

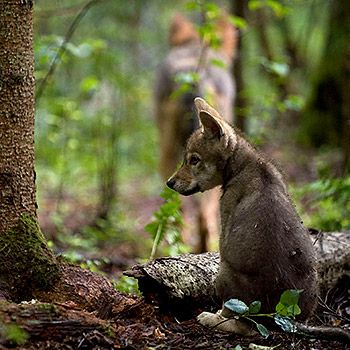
[
  {"left": 166, "top": 178, "right": 176, "bottom": 190},
  {"left": 166, "top": 177, "right": 201, "bottom": 196}
]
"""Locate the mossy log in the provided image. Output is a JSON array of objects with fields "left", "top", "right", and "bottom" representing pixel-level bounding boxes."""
[{"left": 125, "top": 231, "right": 350, "bottom": 306}]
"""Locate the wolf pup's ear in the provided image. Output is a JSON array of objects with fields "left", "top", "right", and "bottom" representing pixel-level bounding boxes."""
[
  {"left": 199, "top": 111, "right": 224, "bottom": 139},
  {"left": 194, "top": 97, "right": 224, "bottom": 138}
]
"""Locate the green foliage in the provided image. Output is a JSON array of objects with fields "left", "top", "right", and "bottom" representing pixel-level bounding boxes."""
[
  {"left": 275, "top": 289, "right": 302, "bottom": 318},
  {"left": 224, "top": 299, "right": 250, "bottom": 314},
  {"left": 249, "top": 0, "right": 289, "bottom": 18},
  {"left": 274, "top": 314, "right": 296, "bottom": 333},
  {"left": 224, "top": 298, "right": 270, "bottom": 338},
  {"left": 224, "top": 289, "right": 302, "bottom": 338},
  {"left": 1, "top": 324, "right": 29, "bottom": 346},
  {"left": 249, "top": 300, "right": 262, "bottom": 314},
  {"left": 34, "top": 0, "right": 164, "bottom": 255},
  {"left": 145, "top": 188, "right": 188, "bottom": 259},
  {"left": 114, "top": 276, "right": 141, "bottom": 296},
  {"left": 32, "top": 1, "right": 339, "bottom": 262},
  {"left": 62, "top": 251, "right": 108, "bottom": 273},
  {"left": 293, "top": 176, "right": 350, "bottom": 231},
  {"left": 171, "top": 72, "right": 200, "bottom": 99}
]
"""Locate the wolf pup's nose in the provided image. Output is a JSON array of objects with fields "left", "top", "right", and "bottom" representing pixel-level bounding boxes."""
[{"left": 166, "top": 178, "right": 176, "bottom": 189}]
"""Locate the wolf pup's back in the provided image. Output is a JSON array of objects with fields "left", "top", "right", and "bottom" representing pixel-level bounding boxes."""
[{"left": 217, "top": 145, "right": 318, "bottom": 318}]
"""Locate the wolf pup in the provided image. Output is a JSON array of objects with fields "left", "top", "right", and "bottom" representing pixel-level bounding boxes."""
[
  {"left": 167, "top": 97, "right": 318, "bottom": 335},
  {"left": 155, "top": 13, "right": 237, "bottom": 252}
]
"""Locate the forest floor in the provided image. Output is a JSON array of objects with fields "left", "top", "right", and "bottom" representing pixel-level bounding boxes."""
[
  {"left": 8, "top": 144, "right": 347, "bottom": 349},
  {"left": 1, "top": 265, "right": 348, "bottom": 350},
  {"left": 22, "top": 194, "right": 349, "bottom": 350}
]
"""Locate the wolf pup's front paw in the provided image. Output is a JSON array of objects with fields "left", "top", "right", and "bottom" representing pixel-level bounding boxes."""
[{"left": 197, "top": 310, "right": 256, "bottom": 336}]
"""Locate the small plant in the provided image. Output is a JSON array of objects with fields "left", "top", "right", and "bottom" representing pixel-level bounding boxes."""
[
  {"left": 224, "top": 289, "right": 303, "bottom": 338},
  {"left": 0, "top": 324, "right": 29, "bottom": 346},
  {"left": 114, "top": 276, "right": 140, "bottom": 296},
  {"left": 145, "top": 187, "right": 187, "bottom": 259},
  {"left": 293, "top": 175, "right": 350, "bottom": 232}
]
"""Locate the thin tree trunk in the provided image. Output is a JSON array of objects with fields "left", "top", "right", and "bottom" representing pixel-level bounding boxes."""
[
  {"left": 301, "top": 0, "right": 350, "bottom": 172},
  {"left": 231, "top": 0, "right": 248, "bottom": 132},
  {"left": 0, "top": 0, "right": 37, "bottom": 232},
  {"left": 0, "top": 0, "right": 59, "bottom": 301}
]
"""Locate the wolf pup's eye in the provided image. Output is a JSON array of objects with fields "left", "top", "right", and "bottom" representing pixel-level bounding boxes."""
[{"left": 189, "top": 154, "right": 200, "bottom": 165}]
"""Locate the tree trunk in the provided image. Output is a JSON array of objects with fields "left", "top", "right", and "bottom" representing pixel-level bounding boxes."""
[
  {"left": 0, "top": 0, "right": 36, "bottom": 234},
  {"left": 301, "top": 0, "right": 350, "bottom": 172},
  {"left": 0, "top": 0, "right": 59, "bottom": 301},
  {"left": 0, "top": 1, "right": 134, "bottom": 317},
  {"left": 231, "top": 0, "right": 248, "bottom": 132}
]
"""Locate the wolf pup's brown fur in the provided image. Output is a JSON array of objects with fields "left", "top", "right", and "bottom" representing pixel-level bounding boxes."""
[
  {"left": 167, "top": 98, "right": 318, "bottom": 335},
  {"left": 155, "top": 13, "right": 237, "bottom": 252}
]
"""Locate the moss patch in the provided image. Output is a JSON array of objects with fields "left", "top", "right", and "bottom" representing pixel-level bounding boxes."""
[{"left": 0, "top": 215, "right": 59, "bottom": 301}]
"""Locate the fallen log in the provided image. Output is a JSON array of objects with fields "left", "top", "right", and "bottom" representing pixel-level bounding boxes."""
[
  {"left": 0, "top": 301, "right": 115, "bottom": 348},
  {"left": 125, "top": 231, "right": 350, "bottom": 306}
]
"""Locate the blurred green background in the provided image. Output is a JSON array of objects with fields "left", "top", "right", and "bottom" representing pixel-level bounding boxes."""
[{"left": 33, "top": 0, "right": 350, "bottom": 272}]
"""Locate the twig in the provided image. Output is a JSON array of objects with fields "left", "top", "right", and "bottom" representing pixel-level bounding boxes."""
[{"left": 150, "top": 223, "right": 163, "bottom": 260}]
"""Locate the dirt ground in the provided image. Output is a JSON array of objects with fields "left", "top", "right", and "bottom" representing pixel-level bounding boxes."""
[{"left": 2, "top": 295, "right": 348, "bottom": 350}]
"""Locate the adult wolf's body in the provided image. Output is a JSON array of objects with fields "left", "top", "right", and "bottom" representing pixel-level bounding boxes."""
[
  {"left": 167, "top": 98, "right": 318, "bottom": 334},
  {"left": 155, "top": 14, "right": 236, "bottom": 251}
]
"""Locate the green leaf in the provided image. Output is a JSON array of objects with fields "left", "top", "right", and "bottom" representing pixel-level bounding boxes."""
[
  {"left": 276, "top": 289, "right": 303, "bottom": 317},
  {"left": 248, "top": 0, "right": 265, "bottom": 11},
  {"left": 284, "top": 94, "right": 305, "bottom": 111},
  {"left": 234, "top": 345, "right": 243, "bottom": 350},
  {"left": 279, "top": 289, "right": 303, "bottom": 306},
  {"left": 205, "top": 2, "right": 220, "bottom": 20},
  {"left": 248, "top": 0, "right": 288, "bottom": 17},
  {"left": 274, "top": 314, "right": 297, "bottom": 333},
  {"left": 185, "top": 1, "right": 201, "bottom": 11},
  {"left": 229, "top": 15, "right": 247, "bottom": 30},
  {"left": 144, "top": 221, "right": 158, "bottom": 236},
  {"left": 174, "top": 71, "right": 199, "bottom": 85},
  {"left": 256, "top": 323, "right": 269, "bottom": 338},
  {"left": 80, "top": 76, "right": 99, "bottom": 93},
  {"left": 210, "top": 58, "right": 227, "bottom": 69},
  {"left": 224, "top": 299, "right": 249, "bottom": 314},
  {"left": 269, "top": 62, "right": 289, "bottom": 77},
  {"left": 249, "top": 300, "right": 262, "bottom": 314},
  {"left": 275, "top": 302, "right": 288, "bottom": 317},
  {"left": 287, "top": 304, "right": 301, "bottom": 316}
]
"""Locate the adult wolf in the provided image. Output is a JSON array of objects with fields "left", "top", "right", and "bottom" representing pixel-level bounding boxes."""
[
  {"left": 167, "top": 97, "right": 318, "bottom": 334},
  {"left": 155, "top": 13, "right": 237, "bottom": 252}
]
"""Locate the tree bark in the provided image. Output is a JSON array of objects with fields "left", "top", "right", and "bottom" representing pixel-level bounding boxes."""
[
  {"left": 231, "top": 0, "right": 248, "bottom": 132},
  {"left": 0, "top": 0, "right": 59, "bottom": 301},
  {"left": 125, "top": 231, "right": 350, "bottom": 306},
  {"left": 0, "top": 0, "right": 37, "bottom": 232}
]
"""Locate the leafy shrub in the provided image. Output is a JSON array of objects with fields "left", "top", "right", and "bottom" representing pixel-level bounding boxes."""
[
  {"left": 114, "top": 276, "right": 140, "bottom": 296},
  {"left": 224, "top": 289, "right": 302, "bottom": 338},
  {"left": 145, "top": 187, "right": 188, "bottom": 259},
  {"left": 293, "top": 176, "right": 350, "bottom": 231}
]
